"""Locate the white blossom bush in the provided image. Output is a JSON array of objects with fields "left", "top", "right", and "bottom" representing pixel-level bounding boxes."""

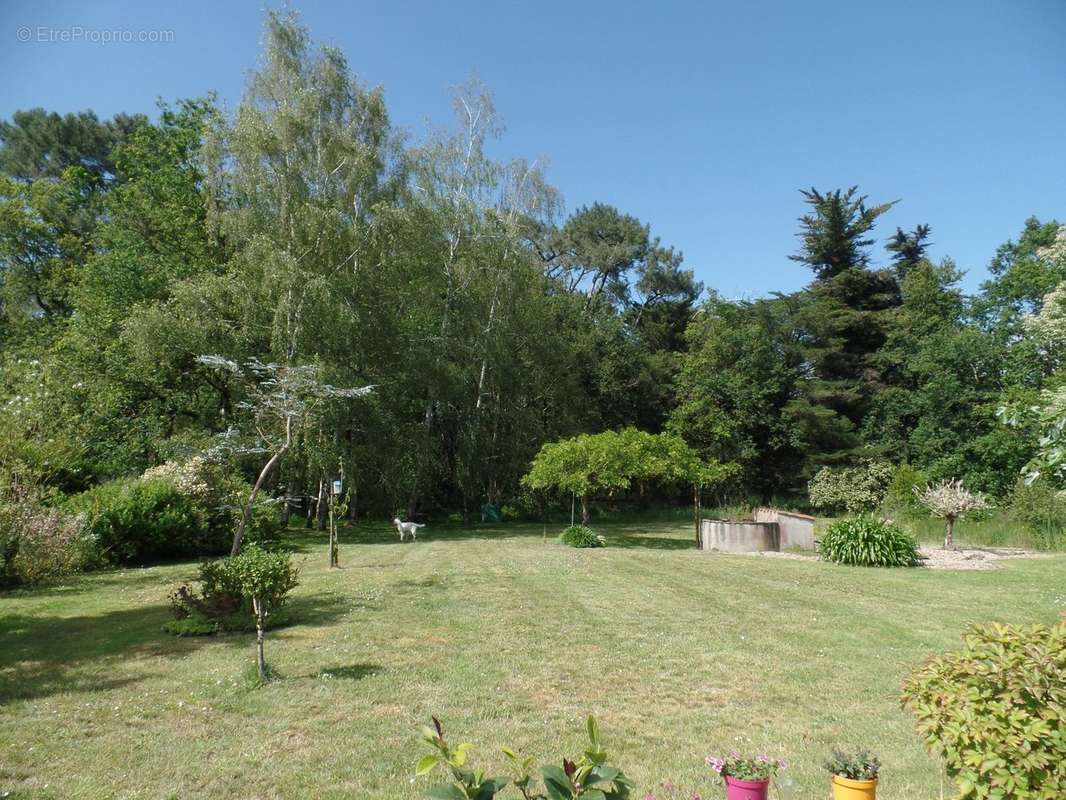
[
  {"left": 808, "top": 460, "right": 894, "bottom": 514},
  {"left": 913, "top": 478, "right": 988, "bottom": 549}
]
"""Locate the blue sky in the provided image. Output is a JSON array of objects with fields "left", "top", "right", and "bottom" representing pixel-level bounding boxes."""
[{"left": 2, "top": 0, "right": 1064, "bottom": 298}]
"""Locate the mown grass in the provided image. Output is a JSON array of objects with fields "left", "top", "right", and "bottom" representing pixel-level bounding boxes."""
[{"left": 1, "top": 518, "right": 1064, "bottom": 799}]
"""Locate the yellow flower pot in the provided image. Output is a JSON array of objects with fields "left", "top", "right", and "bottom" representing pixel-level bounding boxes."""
[{"left": 831, "top": 775, "right": 877, "bottom": 800}]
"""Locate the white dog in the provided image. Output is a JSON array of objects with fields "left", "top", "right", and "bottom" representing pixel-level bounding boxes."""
[{"left": 393, "top": 517, "right": 425, "bottom": 542}]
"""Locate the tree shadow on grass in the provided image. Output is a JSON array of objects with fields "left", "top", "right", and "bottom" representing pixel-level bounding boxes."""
[
  {"left": 603, "top": 531, "right": 696, "bottom": 551},
  {"left": 0, "top": 603, "right": 206, "bottom": 704},
  {"left": 0, "top": 591, "right": 352, "bottom": 704}
]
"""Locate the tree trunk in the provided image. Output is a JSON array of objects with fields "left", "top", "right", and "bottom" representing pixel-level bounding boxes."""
[
  {"left": 347, "top": 487, "right": 357, "bottom": 522},
  {"left": 944, "top": 515, "right": 956, "bottom": 549},
  {"left": 328, "top": 496, "right": 338, "bottom": 568},
  {"left": 280, "top": 490, "right": 291, "bottom": 526},
  {"left": 580, "top": 494, "right": 590, "bottom": 526},
  {"left": 694, "top": 483, "right": 701, "bottom": 546},
  {"left": 252, "top": 597, "right": 266, "bottom": 681},
  {"left": 232, "top": 416, "right": 291, "bottom": 556},
  {"left": 315, "top": 480, "right": 327, "bottom": 531}
]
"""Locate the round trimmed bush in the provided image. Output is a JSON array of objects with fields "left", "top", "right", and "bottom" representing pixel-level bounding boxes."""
[
  {"left": 820, "top": 516, "right": 921, "bottom": 567},
  {"left": 559, "top": 525, "right": 605, "bottom": 548}
]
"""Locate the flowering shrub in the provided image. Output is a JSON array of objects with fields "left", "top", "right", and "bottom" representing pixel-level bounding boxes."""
[
  {"left": 705, "top": 753, "right": 785, "bottom": 782},
  {"left": 0, "top": 496, "right": 96, "bottom": 588},
  {"left": 808, "top": 460, "right": 893, "bottom": 514},
  {"left": 143, "top": 457, "right": 281, "bottom": 547},
  {"left": 559, "top": 525, "right": 606, "bottom": 548},
  {"left": 901, "top": 618, "right": 1066, "bottom": 799}
]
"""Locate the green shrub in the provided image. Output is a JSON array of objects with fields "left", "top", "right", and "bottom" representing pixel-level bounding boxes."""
[
  {"left": 808, "top": 460, "right": 894, "bottom": 514},
  {"left": 1009, "top": 479, "right": 1066, "bottom": 549},
  {"left": 820, "top": 516, "right": 921, "bottom": 567},
  {"left": 416, "top": 715, "right": 633, "bottom": 800},
  {"left": 884, "top": 464, "right": 929, "bottom": 517},
  {"left": 70, "top": 477, "right": 225, "bottom": 564},
  {"left": 902, "top": 618, "right": 1066, "bottom": 799},
  {"left": 168, "top": 544, "right": 298, "bottom": 633},
  {"left": 559, "top": 525, "right": 605, "bottom": 548}
]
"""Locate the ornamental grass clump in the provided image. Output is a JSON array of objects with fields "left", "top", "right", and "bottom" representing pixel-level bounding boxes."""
[
  {"left": 559, "top": 525, "right": 606, "bottom": 548},
  {"left": 819, "top": 516, "right": 921, "bottom": 567}
]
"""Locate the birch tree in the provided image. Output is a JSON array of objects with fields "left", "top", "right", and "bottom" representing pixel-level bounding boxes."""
[{"left": 197, "top": 356, "right": 372, "bottom": 554}]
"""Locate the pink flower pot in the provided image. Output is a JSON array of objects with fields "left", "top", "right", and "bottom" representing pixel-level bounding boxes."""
[{"left": 724, "top": 776, "right": 770, "bottom": 800}]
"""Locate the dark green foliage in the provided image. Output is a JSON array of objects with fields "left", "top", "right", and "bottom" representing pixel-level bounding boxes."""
[
  {"left": 70, "top": 478, "right": 223, "bottom": 564},
  {"left": 819, "top": 516, "right": 921, "bottom": 567},
  {"left": 884, "top": 464, "right": 929, "bottom": 517},
  {"left": 886, "top": 224, "right": 932, "bottom": 276},
  {"left": 902, "top": 619, "right": 1066, "bottom": 799},
  {"left": 0, "top": 107, "right": 145, "bottom": 182},
  {"left": 789, "top": 186, "right": 896, "bottom": 279},
  {"left": 559, "top": 525, "right": 605, "bottom": 548},
  {"left": 162, "top": 613, "right": 216, "bottom": 637},
  {"left": 0, "top": 10, "right": 1061, "bottom": 526}
]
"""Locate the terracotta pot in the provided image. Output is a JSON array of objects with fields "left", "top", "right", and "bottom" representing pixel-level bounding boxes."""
[
  {"left": 831, "top": 774, "right": 877, "bottom": 800},
  {"left": 724, "top": 775, "right": 770, "bottom": 800}
]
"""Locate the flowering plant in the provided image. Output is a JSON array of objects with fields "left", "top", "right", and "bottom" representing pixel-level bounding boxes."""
[{"left": 705, "top": 753, "right": 785, "bottom": 782}]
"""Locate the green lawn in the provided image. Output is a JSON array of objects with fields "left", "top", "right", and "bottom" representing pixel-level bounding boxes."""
[{"left": 1, "top": 519, "right": 1063, "bottom": 799}]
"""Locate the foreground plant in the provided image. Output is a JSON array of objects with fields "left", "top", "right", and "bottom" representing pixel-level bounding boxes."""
[
  {"left": 416, "top": 717, "right": 509, "bottom": 799},
  {"left": 901, "top": 618, "right": 1066, "bottom": 800},
  {"left": 416, "top": 715, "right": 633, "bottom": 799}
]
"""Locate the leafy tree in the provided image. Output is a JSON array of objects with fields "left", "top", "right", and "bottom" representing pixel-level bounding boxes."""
[
  {"left": 669, "top": 295, "right": 802, "bottom": 496},
  {"left": 217, "top": 544, "right": 299, "bottom": 682},
  {"left": 976, "top": 216, "right": 1063, "bottom": 330},
  {"left": 522, "top": 429, "right": 731, "bottom": 526}
]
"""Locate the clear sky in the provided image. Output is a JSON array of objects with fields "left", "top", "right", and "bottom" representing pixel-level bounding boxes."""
[{"left": 2, "top": 0, "right": 1064, "bottom": 298}]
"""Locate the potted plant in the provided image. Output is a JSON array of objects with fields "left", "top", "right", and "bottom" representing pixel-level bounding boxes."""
[
  {"left": 824, "top": 747, "right": 880, "bottom": 799},
  {"left": 705, "top": 753, "right": 785, "bottom": 800}
]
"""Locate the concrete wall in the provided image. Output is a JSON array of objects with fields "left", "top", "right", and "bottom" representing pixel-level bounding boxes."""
[
  {"left": 753, "top": 508, "right": 815, "bottom": 550},
  {"left": 700, "top": 519, "right": 780, "bottom": 552}
]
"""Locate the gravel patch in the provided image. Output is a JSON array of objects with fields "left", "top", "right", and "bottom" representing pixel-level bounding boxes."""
[{"left": 736, "top": 546, "right": 1046, "bottom": 570}]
